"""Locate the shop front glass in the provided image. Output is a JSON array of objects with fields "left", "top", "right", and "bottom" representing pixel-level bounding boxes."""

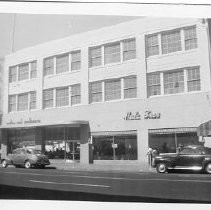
[
  {"left": 44, "top": 126, "right": 80, "bottom": 160},
  {"left": 93, "top": 135, "right": 137, "bottom": 160}
]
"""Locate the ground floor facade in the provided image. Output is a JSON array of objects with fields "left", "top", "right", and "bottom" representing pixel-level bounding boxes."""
[{"left": 1, "top": 92, "right": 211, "bottom": 168}]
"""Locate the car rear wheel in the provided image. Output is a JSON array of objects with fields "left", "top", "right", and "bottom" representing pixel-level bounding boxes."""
[
  {"left": 24, "top": 161, "right": 31, "bottom": 169},
  {"left": 205, "top": 163, "right": 211, "bottom": 174},
  {"left": 156, "top": 163, "right": 168, "bottom": 173},
  {"left": 2, "top": 160, "right": 8, "bottom": 168}
]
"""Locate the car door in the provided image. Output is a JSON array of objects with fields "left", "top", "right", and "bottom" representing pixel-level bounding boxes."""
[{"left": 12, "top": 149, "right": 26, "bottom": 164}]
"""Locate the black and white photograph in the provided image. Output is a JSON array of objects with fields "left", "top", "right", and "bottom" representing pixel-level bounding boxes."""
[{"left": 0, "top": 0, "right": 211, "bottom": 209}]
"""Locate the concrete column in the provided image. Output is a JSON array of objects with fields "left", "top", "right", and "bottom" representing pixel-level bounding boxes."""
[
  {"left": 80, "top": 124, "right": 92, "bottom": 164},
  {"left": 0, "top": 129, "right": 8, "bottom": 158},
  {"left": 137, "top": 128, "right": 149, "bottom": 169}
]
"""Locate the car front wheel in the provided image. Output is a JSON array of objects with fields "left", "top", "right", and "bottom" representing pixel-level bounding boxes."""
[
  {"left": 156, "top": 163, "right": 168, "bottom": 173},
  {"left": 205, "top": 163, "right": 211, "bottom": 174},
  {"left": 2, "top": 160, "right": 8, "bottom": 168},
  {"left": 24, "top": 161, "right": 31, "bottom": 169}
]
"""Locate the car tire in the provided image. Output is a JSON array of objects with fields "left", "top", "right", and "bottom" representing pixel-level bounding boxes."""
[
  {"left": 2, "top": 160, "right": 8, "bottom": 168},
  {"left": 24, "top": 161, "right": 31, "bottom": 169},
  {"left": 205, "top": 163, "right": 211, "bottom": 174},
  {"left": 156, "top": 163, "right": 168, "bottom": 173}
]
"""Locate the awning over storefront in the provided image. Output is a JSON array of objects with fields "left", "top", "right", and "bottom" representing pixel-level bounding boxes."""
[
  {"left": 149, "top": 127, "right": 197, "bottom": 135},
  {"left": 197, "top": 120, "right": 211, "bottom": 136},
  {"left": 91, "top": 130, "right": 137, "bottom": 136}
]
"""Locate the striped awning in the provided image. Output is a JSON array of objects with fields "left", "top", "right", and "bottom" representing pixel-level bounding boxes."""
[
  {"left": 197, "top": 120, "right": 211, "bottom": 136},
  {"left": 91, "top": 130, "right": 137, "bottom": 136},
  {"left": 149, "top": 127, "right": 197, "bottom": 135}
]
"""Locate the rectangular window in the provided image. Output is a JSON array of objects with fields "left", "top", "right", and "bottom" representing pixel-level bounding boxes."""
[
  {"left": 89, "top": 82, "right": 102, "bottom": 103},
  {"left": 147, "top": 73, "right": 161, "bottom": 97},
  {"left": 9, "top": 66, "right": 17, "bottom": 83},
  {"left": 105, "top": 79, "right": 121, "bottom": 101},
  {"left": 104, "top": 42, "right": 121, "bottom": 64},
  {"left": 18, "top": 93, "right": 28, "bottom": 111},
  {"left": 30, "top": 91, "right": 36, "bottom": 110},
  {"left": 56, "top": 54, "right": 69, "bottom": 74},
  {"left": 8, "top": 95, "right": 16, "bottom": 112},
  {"left": 71, "top": 84, "right": 81, "bottom": 105},
  {"left": 43, "top": 57, "right": 54, "bottom": 76},
  {"left": 89, "top": 46, "right": 102, "bottom": 67},
  {"left": 30, "top": 61, "right": 37, "bottom": 79},
  {"left": 184, "top": 26, "right": 197, "bottom": 50},
  {"left": 187, "top": 67, "right": 201, "bottom": 92},
  {"left": 164, "top": 70, "right": 184, "bottom": 94},
  {"left": 43, "top": 89, "right": 54, "bottom": 108},
  {"left": 123, "top": 38, "right": 136, "bottom": 61},
  {"left": 71, "top": 51, "right": 81, "bottom": 71},
  {"left": 56, "top": 87, "right": 69, "bottom": 107},
  {"left": 124, "top": 76, "right": 137, "bottom": 99},
  {"left": 18, "top": 63, "right": 29, "bottom": 81},
  {"left": 146, "top": 34, "right": 159, "bottom": 57},
  {"left": 161, "top": 30, "right": 182, "bottom": 54}
]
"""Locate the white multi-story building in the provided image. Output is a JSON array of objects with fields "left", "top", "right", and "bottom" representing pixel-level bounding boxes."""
[{"left": 1, "top": 17, "right": 211, "bottom": 168}]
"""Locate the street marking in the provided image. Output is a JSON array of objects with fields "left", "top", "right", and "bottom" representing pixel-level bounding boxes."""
[
  {"left": 29, "top": 179, "right": 110, "bottom": 188},
  {"left": 1, "top": 171, "right": 211, "bottom": 183}
]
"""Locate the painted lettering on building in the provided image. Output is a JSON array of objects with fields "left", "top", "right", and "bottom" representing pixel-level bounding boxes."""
[
  {"left": 6, "top": 118, "right": 41, "bottom": 125},
  {"left": 123, "top": 111, "right": 161, "bottom": 120}
]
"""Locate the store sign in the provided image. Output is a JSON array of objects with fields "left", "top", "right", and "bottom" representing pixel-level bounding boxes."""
[
  {"left": 123, "top": 110, "right": 161, "bottom": 120},
  {"left": 6, "top": 118, "right": 41, "bottom": 125}
]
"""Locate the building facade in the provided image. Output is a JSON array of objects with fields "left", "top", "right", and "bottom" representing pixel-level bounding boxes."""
[{"left": 1, "top": 17, "right": 211, "bottom": 168}]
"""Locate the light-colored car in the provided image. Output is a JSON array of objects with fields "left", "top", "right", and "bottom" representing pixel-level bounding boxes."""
[{"left": 1, "top": 148, "right": 50, "bottom": 169}]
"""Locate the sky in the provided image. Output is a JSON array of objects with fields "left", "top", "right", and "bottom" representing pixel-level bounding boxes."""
[{"left": 0, "top": 13, "right": 139, "bottom": 58}]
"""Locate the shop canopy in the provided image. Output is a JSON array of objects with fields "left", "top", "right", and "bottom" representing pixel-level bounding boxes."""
[{"left": 197, "top": 120, "right": 211, "bottom": 137}]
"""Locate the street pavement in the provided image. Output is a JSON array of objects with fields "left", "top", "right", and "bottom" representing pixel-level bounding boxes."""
[{"left": 0, "top": 165, "right": 211, "bottom": 203}]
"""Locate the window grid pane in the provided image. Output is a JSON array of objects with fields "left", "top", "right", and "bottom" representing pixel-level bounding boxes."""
[
  {"left": 146, "top": 34, "right": 159, "bottom": 57},
  {"left": 164, "top": 70, "right": 184, "bottom": 94},
  {"left": 187, "top": 67, "right": 201, "bottom": 92},
  {"left": 9, "top": 66, "right": 17, "bottom": 83},
  {"left": 184, "top": 26, "right": 197, "bottom": 50},
  {"left": 43, "top": 89, "right": 54, "bottom": 108},
  {"left": 56, "top": 54, "right": 69, "bottom": 74},
  {"left": 124, "top": 76, "right": 137, "bottom": 98},
  {"left": 147, "top": 73, "right": 161, "bottom": 96},
  {"left": 161, "top": 30, "right": 182, "bottom": 54},
  {"left": 89, "top": 82, "right": 102, "bottom": 103},
  {"left": 18, "top": 64, "right": 29, "bottom": 81},
  {"left": 89, "top": 46, "right": 102, "bottom": 67},
  {"left": 71, "top": 84, "right": 81, "bottom": 105},
  {"left": 105, "top": 79, "right": 121, "bottom": 101},
  {"left": 123, "top": 39, "right": 136, "bottom": 61},
  {"left": 44, "top": 57, "right": 54, "bottom": 76},
  {"left": 30, "top": 61, "right": 37, "bottom": 79},
  {"left": 56, "top": 87, "right": 69, "bottom": 107},
  {"left": 18, "top": 93, "right": 28, "bottom": 111},
  {"left": 30, "top": 92, "right": 36, "bottom": 110},
  {"left": 9, "top": 95, "right": 16, "bottom": 112},
  {"left": 71, "top": 51, "right": 81, "bottom": 71},
  {"left": 104, "top": 42, "right": 121, "bottom": 64}
]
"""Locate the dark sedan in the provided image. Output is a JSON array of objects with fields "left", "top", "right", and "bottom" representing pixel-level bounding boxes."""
[
  {"left": 1, "top": 148, "right": 50, "bottom": 169},
  {"left": 153, "top": 145, "right": 211, "bottom": 174}
]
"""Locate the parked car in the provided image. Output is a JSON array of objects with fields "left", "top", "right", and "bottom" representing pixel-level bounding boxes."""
[
  {"left": 1, "top": 148, "right": 50, "bottom": 169},
  {"left": 153, "top": 145, "right": 211, "bottom": 174}
]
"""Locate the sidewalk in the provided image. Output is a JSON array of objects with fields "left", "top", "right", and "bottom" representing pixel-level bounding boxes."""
[{"left": 49, "top": 159, "right": 156, "bottom": 173}]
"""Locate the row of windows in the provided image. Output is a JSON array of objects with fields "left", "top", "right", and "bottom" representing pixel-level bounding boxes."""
[
  {"left": 43, "top": 84, "right": 81, "bottom": 109},
  {"left": 43, "top": 50, "right": 81, "bottom": 77},
  {"left": 89, "top": 38, "right": 136, "bottom": 67},
  {"left": 89, "top": 76, "right": 137, "bottom": 103},
  {"left": 9, "top": 61, "right": 37, "bottom": 83},
  {"left": 9, "top": 91, "right": 36, "bottom": 112},
  {"left": 146, "top": 26, "right": 197, "bottom": 57},
  {"left": 147, "top": 66, "right": 201, "bottom": 97}
]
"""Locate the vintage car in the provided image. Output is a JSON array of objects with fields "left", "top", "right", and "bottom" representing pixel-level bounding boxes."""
[
  {"left": 153, "top": 145, "right": 211, "bottom": 174},
  {"left": 1, "top": 148, "right": 50, "bottom": 169}
]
